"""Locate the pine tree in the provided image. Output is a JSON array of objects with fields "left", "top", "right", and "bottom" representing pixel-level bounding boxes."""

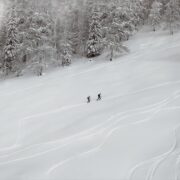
[
  {"left": 54, "top": 17, "right": 63, "bottom": 65},
  {"left": 0, "top": 22, "right": 7, "bottom": 71},
  {"left": 164, "top": 0, "right": 180, "bottom": 35},
  {"left": 130, "top": 0, "right": 144, "bottom": 27},
  {"left": 86, "top": 7, "right": 103, "bottom": 58},
  {"left": 55, "top": 13, "right": 73, "bottom": 66},
  {"left": 75, "top": 0, "right": 93, "bottom": 56},
  {"left": 3, "top": 7, "right": 19, "bottom": 75},
  {"left": 62, "top": 47, "right": 72, "bottom": 66},
  {"left": 15, "top": 0, "right": 36, "bottom": 76},
  {"left": 149, "top": 0, "right": 162, "bottom": 31},
  {"left": 31, "top": 10, "right": 55, "bottom": 75},
  {"left": 105, "top": 21, "right": 129, "bottom": 61},
  {"left": 68, "top": 9, "right": 81, "bottom": 54}
]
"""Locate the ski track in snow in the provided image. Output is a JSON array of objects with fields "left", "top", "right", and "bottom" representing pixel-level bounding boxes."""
[
  {"left": 0, "top": 80, "right": 174, "bottom": 154},
  {"left": 0, "top": 81, "right": 180, "bottom": 179},
  {"left": 46, "top": 91, "right": 180, "bottom": 175},
  {"left": 145, "top": 127, "right": 178, "bottom": 180},
  {"left": 0, "top": 83, "right": 45, "bottom": 97},
  {"left": 0, "top": 96, "right": 169, "bottom": 158},
  {"left": 0, "top": 73, "right": 180, "bottom": 154},
  {"left": 0, "top": 93, "right": 179, "bottom": 178},
  {"left": 0, "top": 96, "right": 169, "bottom": 163},
  {"left": 175, "top": 155, "right": 180, "bottom": 180},
  {"left": 0, "top": 99, "right": 166, "bottom": 159},
  {"left": 10, "top": 82, "right": 180, "bottom": 149},
  {"left": 128, "top": 122, "right": 180, "bottom": 180}
]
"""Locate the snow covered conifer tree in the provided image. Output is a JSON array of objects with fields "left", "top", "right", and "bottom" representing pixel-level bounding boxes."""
[
  {"left": 105, "top": 24, "right": 129, "bottom": 61},
  {"left": 55, "top": 15, "right": 72, "bottom": 67},
  {"left": 29, "top": 8, "right": 55, "bottom": 76},
  {"left": 102, "top": 4, "right": 129, "bottom": 61},
  {"left": 62, "top": 48, "right": 72, "bottom": 67},
  {"left": 149, "top": 0, "right": 162, "bottom": 31},
  {"left": 67, "top": 9, "right": 81, "bottom": 54},
  {"left": 78, "top": 0, "right": 94, "bottom": 56},
  {"left": 3, "top": 7, "right": 19, "bottom": 75},
  {"left": 159, "top": 0, "right": 169, "bottom": 14},
  {"left": 60, "top": 38, "right": 72, "bottom": 67},
  {"left": 86, "top": 6, "right": 103, "bottom": 58},
  {"left": 130, "top": 0, "right": 145, "bottom": 27},
  {"left": 54, "top": 17, "right": 64, "bottom": 65},
  {"left": 164, "top": 0, "right": 180, "bottom": 35},
  {"left": 0, "top": 21, "right": 7, "bottom": 70}
]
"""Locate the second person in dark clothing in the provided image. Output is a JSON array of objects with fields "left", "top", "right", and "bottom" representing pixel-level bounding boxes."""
[{"left": 97, "top": 93, "right": 102, "bottom": 101}]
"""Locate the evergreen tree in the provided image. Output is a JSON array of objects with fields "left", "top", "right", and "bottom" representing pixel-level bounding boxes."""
[
  {"left": 105, "top": 21, "right": 129, "bottom": 61},
  {"left": 164, "top": 0, "right": 180, "bottom": 35},
  {"left": 3, "top": 7, "right": 19, "bottom": 75},
  {"left": 30, "top": 10, "right": 55, "bottom": 75},
  {"left": 54, "top": 17, "right": 63, "bottom": 65},
  {"left": 62, "top": 47, "right": 72, "bottom": 66},
  {"left": 149, "top": 0, "right": 162, "bottom": 31},
  {"left": 68, "top": 9, "right": 81, "bottom": 54},
  {"left": 86, "top": 7, "right": 103, "bottom": 58},
  {"left": 0, "top": 21, "right": 7, "bottom": 71}
]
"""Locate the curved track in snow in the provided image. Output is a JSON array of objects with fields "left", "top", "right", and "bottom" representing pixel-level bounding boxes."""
[{"left": 1, "top": 29, "right": 180, "bottom": 180}]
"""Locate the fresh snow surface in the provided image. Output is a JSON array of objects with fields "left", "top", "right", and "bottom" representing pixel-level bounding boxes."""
[{"left": 0, "top": 28, "right": 180, "bottom": 180}]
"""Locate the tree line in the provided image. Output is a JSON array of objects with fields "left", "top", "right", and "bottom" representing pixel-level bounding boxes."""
[{"left": 0, "top": 0, "right": 179, "bottom": 77}]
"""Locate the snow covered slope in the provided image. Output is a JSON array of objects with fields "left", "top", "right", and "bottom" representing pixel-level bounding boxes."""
[{"left": 0, "top": 28, "right": 180, "bottom": 180}]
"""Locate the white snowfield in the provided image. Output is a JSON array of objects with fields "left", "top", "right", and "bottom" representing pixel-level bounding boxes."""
[{"left": 0, "top": 27, "right": 180, "bottom": 180}]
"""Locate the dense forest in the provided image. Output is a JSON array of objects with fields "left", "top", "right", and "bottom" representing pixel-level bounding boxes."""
[{"left": 0, "top": 0, "right": 179, "bottom": 77}]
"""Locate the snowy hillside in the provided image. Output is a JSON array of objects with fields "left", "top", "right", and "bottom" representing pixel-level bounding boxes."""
[{"left": 0, "top": 28, "right": 180, "bottom": 180}]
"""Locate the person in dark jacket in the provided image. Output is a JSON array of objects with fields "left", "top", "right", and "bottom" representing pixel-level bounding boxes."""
[
  {"left": 87, "top": 96, "right": 91, "bottom": 103},
  {"left": 97, "top": 93, "right": 102, "bottom": 101}
]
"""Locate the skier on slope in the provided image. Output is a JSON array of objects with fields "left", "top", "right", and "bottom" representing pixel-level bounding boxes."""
[
  {"left": 87, "top": 96, "right": 91, "bottom": 103},
  {"left": 97, "top": 93, "right": 102, "bottom": 101}
]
